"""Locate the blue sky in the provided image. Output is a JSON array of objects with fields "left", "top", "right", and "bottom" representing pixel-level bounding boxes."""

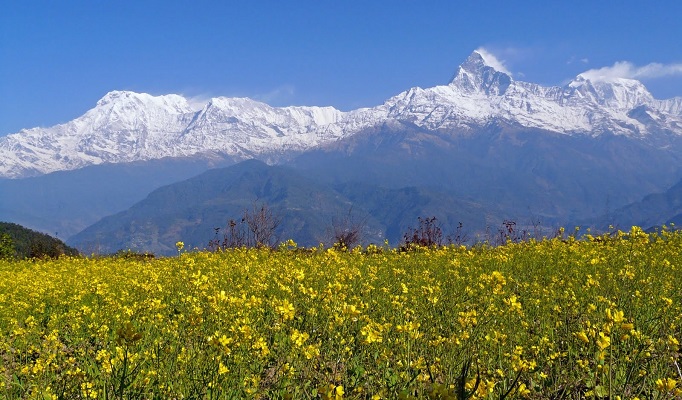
[{"left": 2, "top": 1, "right": 682, "bottom": 136}]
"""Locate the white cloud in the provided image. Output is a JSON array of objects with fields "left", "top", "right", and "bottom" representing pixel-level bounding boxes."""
[
  {"left": 254, "top": 85, "right": 295, "bottom": 104},
  {"left": 475, "top": 47, "right": 511, "bottom": 75},
  {"left": 580, "top": 61, "right": 682, "bottom": 82},
  {"left": 635, "top": 62, "right": 682, "bottom": 78},
  {"left": 567, "top": 56, "right": 590, "bottom": 65},
  {"left": 187, "top": 94, "right": 212, "bottom": 111},
  {"left": 183, "top": 85, "right": 296, "bottom": 109}
]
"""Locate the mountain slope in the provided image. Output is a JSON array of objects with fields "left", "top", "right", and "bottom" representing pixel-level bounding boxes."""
[
  {"left": 591, "top": 177, "right": 682, "bottom": 230},
  {"left": 0, "top": 221, "right": 78, "bottom": 259},
  {"left": 0, "top": 157, "right": 234, "bottom": 240},
  {"left": 68, "top": 160, "right": 361, "bottom": 254},
  {"left": 290, "top": 121, "right": 682, "bottom": 223},
  {"left": 67, "top": 160, "right": 499, "bottom": 255}
]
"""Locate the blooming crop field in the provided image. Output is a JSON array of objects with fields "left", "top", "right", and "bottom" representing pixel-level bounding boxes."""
[{"left": 1, "top": 227, "right": 681, "bottom": 399}]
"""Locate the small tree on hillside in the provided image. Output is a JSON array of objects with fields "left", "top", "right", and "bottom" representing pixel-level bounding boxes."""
[{"left": 0, "top": 234, "right": 14, "bottom": 260}]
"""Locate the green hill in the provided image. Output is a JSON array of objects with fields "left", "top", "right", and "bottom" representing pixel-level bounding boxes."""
[{"left": 0, "top": 222, "right": 79, "bottom": 259}]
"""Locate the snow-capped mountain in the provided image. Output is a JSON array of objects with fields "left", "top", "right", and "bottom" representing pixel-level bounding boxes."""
[
  {"left": 375, "top": 51, "right": 682, "bottom": 135},
  {"left": 0, "top": 91, "right": 349, "bottom": 178},
  {"left": 2, "top": 50, "right": 682, "bottom": 178}
]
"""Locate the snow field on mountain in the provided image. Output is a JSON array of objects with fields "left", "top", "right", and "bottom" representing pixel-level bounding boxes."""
[{"left": 2, "top": 50, "right": 682, "bottom": 178}]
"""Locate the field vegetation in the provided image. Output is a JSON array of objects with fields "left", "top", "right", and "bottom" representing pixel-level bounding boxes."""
[{"left": 0, "top": 227, "right": 681, "bottom": 399}]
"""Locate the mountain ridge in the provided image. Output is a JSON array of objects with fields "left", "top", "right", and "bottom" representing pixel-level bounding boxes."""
[
  {"left": 67, "top": 159, "right": 500, "bottom": 255},
  {"left": 2, "top": 50, "right": 682, "bottom": 178}
]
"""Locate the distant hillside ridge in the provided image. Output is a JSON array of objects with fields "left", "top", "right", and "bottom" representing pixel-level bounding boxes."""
[
  {"left": 0, "top": 222, "right": 79, "bottom": 259},
  {"left": 67, "top": 159, "right": 498, "bottom": 255}
]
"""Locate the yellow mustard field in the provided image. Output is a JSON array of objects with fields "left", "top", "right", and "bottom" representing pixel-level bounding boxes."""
[{"left": 1, "top": 227, "right": 681, "bottom": 399}]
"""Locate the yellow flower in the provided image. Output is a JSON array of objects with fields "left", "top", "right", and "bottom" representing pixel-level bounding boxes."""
[
  {"left": 275, "top": 299, "right": 295, "bottom": 321},
  {"left": 620, "top": 322, "right": 634, "bottom": 331},
  {"left": 596, "top": 332, "right": 610, "bottom": 350},
  {"left": 517, "top": 382, "right": 531, "bottom": 397},
  {"left": 290, "top": 328, "right": 309, "bottom": 347},
  {"left": 342, "top": 303, "right": 362, "bottom": 319},
  {"left": 401, "top": 283, "right": 409, "bottom": 293},
  {"left": 396, "top": 321, "right": 422, "bottom": 339},
  {"left": 504, "top": 295, "right": 522, "bottom": 313},
  {"left": 574, "top": 331, "right": 589, "bottom": 344},
  {"left": 656, "top": 377, "right": 677, "bottom": 392},
  {"left": 360, "top": 322, "right": 384, "bottom": 344},
  {"left": 605, "top": 308, "right": 624, "bottom": 323},
  {"left": 80, "top": 381, "right": 97, "bottom": 399},
  {"left": 303, "top": 344, "right": 320, "bottom": 359},
  {"left": 218, "top": 362, "right": 229, "bottom": 375},
  {"left": 252, "top": 337, "right": 270, "bottom": 357},
  {"left": 218, "top": 334, "right": 232, "bottom": 348}
]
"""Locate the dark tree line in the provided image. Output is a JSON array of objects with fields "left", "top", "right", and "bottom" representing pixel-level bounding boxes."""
[{"left": 0, "top": 222, "right": 79, "bottom": 259}]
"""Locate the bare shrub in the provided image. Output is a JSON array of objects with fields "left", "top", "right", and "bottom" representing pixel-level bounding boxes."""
[
  {"left": 492, "top": 219, "right": 558, "bottom": 245},
  {"left": 244, "top": 203, "right": 281, "bottom": 248},
  {"left": 448, "top": 222, "right": 469, "bottom": 246},
  {"left": 402, "top": 216, "right": 444, "bottom": 249},
  {"left": 209, "top": 219, "right": 247, "bottom": 250},
  {"left": 209, "top": 202, "right": 280, "bottom": 250},
  {"left": 327, "top": 207, "right": 367, "bottom": 250}
]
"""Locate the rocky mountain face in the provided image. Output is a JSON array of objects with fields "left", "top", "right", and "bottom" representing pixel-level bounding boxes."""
[{"left": 2, "top": 51, "right": 682, "bottom": 179}]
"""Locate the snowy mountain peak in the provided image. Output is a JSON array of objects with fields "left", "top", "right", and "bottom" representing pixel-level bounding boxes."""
[
  {"left": 95, "top": 90, "right": 193, "bottom": 114},
  {"left": 460, "top": 50, "right": 505, "bottom": 73},
  {"left": 204, "top": 96, "right": 264, "bottom": 112},
  {"left": 564, "top": 75, "right": 654, "bottom": 110},
  {"left": 449, "top": 51, "right": 513, "bottom": 95},
  {"left": 460, "top": 51, "right": 487, "bottom": 70},
  {"left": 95, "top": 90, "right": 136, "bottom": 106}
]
